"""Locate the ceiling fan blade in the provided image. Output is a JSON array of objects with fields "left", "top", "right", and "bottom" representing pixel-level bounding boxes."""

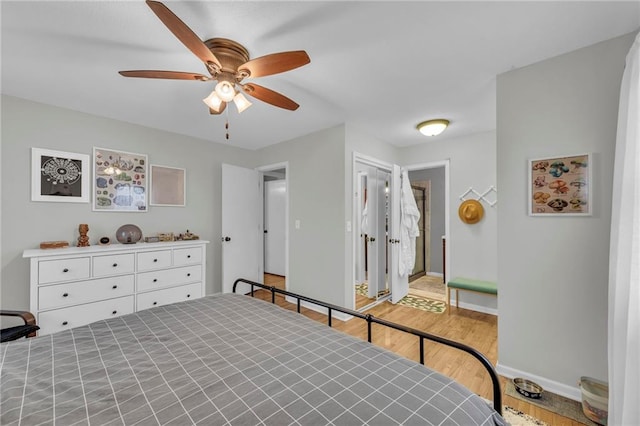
[
  {"left": 238, "top": 51, "right": 310, "bottom": 78},
  {"left": 146, "top": 0, "right": 221, "bottom": 70},
  {"left": 209, "top": 102, "right": 227, "bottom": 114},
  {"left": 119, "top": 70, "right": 210, "bottom": 81},
  {"left": 242, "top": 83, "right": 299, "bottom": 111}
]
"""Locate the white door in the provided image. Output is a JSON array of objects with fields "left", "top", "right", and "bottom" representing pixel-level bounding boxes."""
[
  {"left": 264, "top": 180, "right": 286, "bottom": 276},
  {"left": 221, "top": 164, "right": 263, "bottom": 295},
  {"left": 391, "top": 164, "right": 409, "bottom": 303},
  {"left": 365, "top": 165, "right": 379, "bottom": 299}
]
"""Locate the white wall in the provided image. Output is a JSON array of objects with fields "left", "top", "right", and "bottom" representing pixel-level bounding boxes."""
[
  {"left": 399, "top": 131, "right": 498, "bottom": 313},
  {"left": 496, "top": 31, "right": 637, "bottom": 399},
  {"left": 1, "top": 95, "right": 255, "bottom": 315}
]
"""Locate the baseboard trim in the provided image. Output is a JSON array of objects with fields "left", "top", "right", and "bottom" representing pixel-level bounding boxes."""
[
  {"left": 427, "top": 272, "right": 444, "bottom": 278},
  {"left": 496, "top": 363, "right": 582, "bottom": 402},
  {"left": 448, "top": 298, "right": 497, "bottom": 316},
  {"left": 284, "top": 296, "right": 353, "bottom": 322}
]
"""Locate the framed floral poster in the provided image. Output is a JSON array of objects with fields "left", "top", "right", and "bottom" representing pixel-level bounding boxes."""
[
  {"left": 150, "top": 165, "right": 186, "bottom": 206},
  {"left": 93, "top": 147, "right": 148, "bottom": 212},
  {"left": 529, "top": 153, "right": 591, "bottom": 216},
  {"left": 31, "top": 148, "right": 90, "bottom": 203}
]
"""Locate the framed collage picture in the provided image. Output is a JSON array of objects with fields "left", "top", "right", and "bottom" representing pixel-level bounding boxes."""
[
  {"left": 93, "top": 147, "right": 148, "bottom": 212},
  {"left": 528, "top": 153, "right": 591, "bottom": 216},
  {"left": 31, "top": 148, "right": 90, "bottom": 203}
]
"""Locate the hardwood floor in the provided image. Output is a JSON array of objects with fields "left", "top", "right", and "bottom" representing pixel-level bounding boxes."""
[{"left": 258, "top": 274, "right": 585, "bottom": 425}]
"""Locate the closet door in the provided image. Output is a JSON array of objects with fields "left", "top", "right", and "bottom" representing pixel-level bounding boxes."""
[
  {"left": 390, "top": 165, "right": 409, "bottom": 303},
  {"left": 374, "top": 169, "right": 391, "bottom": 298},
  {"left": 365, "top": 165, "right": 379, "bottom": 299}
]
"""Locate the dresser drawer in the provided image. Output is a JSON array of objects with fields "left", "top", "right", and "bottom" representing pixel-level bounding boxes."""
[
  {"left": 93, "top": 253, "right": 135, "bottom": 277},
  {"left": 136, "top": 283, "right": 201, "bottom": 311},
  {"left": 137, "top": 265, "right": 201, "bottom": 292},
  {"left": 137, "top": 250, "right": 172, "bottom": 271},
  {"left": 38, "top": 257, "right": 90, "bottom": 284},
  {"left": 38, "top": 275, "right": 135, "bottom": 310},
  {"left": 174, "top": 247, "right": 202, "bottom": 266},
  {"left": 38, "top": 295, "right": 134, "bottom": 335}
]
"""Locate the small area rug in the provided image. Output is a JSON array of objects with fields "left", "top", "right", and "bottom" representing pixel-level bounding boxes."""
[
  {"left": 356, "top": 283, "right": 446, "bottom": 314},
  {"left": 505, "top": 380, "right": 597, "bottom": 425},
  {"left": 355, "top": 283, "right": 388, "bottom": 298},
  {"left": 503, "top": 406, "right": 548, "bottom": 426},
  {"left": 397, "top": 294, "right": 446, "bottom": 314}
]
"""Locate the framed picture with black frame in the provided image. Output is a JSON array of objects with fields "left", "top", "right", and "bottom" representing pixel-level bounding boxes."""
[{"left": 31, "top": 148, "right": 90, "bottom": 203}]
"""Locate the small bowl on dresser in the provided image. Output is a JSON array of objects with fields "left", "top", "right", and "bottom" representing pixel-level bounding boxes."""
[{"left": 513, "top": 378, "right": 544, "bottom": 399}]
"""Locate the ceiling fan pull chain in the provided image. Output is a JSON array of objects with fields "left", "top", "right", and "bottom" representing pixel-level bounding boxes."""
[{"left": 225, "top": 109, "right": 230, "bottom": 140}]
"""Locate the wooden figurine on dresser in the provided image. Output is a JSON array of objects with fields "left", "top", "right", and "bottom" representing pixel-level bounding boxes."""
[{"left": 77, "top": 223, "right": 90, "bottom": 247}]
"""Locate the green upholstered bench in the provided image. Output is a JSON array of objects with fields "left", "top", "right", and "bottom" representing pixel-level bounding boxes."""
[{"left": 446, "top": 277, "right": 497, "bottom": 311}]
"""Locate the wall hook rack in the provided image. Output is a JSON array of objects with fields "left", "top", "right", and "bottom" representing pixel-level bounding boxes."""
[{"left": 459, "top": 186, "right": 498, "bottom": 207}]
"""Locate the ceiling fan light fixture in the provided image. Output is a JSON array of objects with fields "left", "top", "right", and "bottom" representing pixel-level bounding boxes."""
[
  {"left": 215, "top": 80, "right": 236, "bottom": 102},
  {"left": 417, "top": 119, "right": 450, "bottom": 136},
  {"left": 203, "top": 91, "right": 223, "bottom": 111},
  {"left": 233, "top": 92, "right": 252, "bottom": 113}
]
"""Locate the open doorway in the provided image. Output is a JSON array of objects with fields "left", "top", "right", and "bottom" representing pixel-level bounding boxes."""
[
  {"left": 260, "top": 164, "right": 288, "bottom": 292},
  {"left": 406, "top": 163, "right": 448, "bottom": 302}
]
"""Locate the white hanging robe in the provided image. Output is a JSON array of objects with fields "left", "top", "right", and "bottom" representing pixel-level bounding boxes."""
[{"left": 398, "top": 170, "right": 421, "bottom": 276}]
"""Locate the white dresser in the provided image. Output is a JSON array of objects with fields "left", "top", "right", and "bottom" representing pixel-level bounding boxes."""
[{"left": 23, "top": 240, "right": 208, "bottom": 335}]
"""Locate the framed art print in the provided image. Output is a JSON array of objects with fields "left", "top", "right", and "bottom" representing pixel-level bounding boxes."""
[
  {"left": 93, "top": 147, "right": 148, "bottom": 212},
  {"left": 529, "top": 153, "right": 591, "bottom": 216},
  {"left": 150, "top": 165, "right": 186, "bottom": 206},
  {"left": 31, "top": 148, "right": 90, "bottom": 203}
]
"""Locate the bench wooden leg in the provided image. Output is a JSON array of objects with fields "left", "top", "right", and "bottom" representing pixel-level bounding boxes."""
[{"left": 456, "top": 289, "right": 459, "bottom": 308}]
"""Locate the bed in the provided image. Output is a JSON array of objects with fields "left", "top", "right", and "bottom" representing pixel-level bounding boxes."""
[{"left": 1, "top": 279, "right": 506, "bottom": 425}]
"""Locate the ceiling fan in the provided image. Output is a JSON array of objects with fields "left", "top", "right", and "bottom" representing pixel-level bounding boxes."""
[{"left": 119, "top": 0, "right": 310, "bottom": 115}]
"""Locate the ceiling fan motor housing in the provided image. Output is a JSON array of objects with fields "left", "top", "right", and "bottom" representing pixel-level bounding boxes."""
[{"left": 204, "top": 38, "right": 250, "bottom": 79}]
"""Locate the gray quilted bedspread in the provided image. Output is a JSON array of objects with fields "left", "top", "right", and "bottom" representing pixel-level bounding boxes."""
[{"left": 1, "top": 293, "right": 506, "bottom": 425}]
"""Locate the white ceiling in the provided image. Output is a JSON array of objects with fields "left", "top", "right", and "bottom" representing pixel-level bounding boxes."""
[{"left": 2, "top": 1, "right": 639, "bottom": 150}]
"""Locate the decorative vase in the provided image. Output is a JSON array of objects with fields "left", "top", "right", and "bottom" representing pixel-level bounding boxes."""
[{"left": 116, "top": 224, "right": 142, "bottom": 244}]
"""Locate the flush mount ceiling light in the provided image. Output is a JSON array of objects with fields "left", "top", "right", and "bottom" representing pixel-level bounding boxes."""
[{"left": 417, "top": 119, "right": 450, "bottom": 136}]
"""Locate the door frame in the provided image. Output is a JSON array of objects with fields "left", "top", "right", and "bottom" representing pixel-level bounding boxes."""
[
  {"left": 257, "top": 162, "right": 289, "bottom": 291},
  {"left": 404, "top": 160, "right": 450, "bottom": 287},
  {"left": 352, "top": 152, "right": 394, "bottom": 310}
]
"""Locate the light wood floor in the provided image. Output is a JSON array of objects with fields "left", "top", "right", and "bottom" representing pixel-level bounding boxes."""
[{"left": 261, "top": 274, "right": 585, "bottom": 425}]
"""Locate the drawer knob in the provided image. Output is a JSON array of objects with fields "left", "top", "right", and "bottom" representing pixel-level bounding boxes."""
[
  {"left": 187, "top": 294, "right": 191, "bottom": 298},
  {"left": 112, "top": 310, "right": 117, "bottom": 315},
  {"left": 153, "top": 302, "right": 158, "bottom": 306},
  {"left": 187, "top": 273, "right": 191, "bottom": 277},
  {"left": 112, "top": 285, "right": 118, "bottom": 289},
  {"left": 63, "top": 268, "right": 69, "bottom": 273},
  {"left": 153, "top": 259, "right": 158, "bottom": 262},
  {"left": 153, "top": 278, "right": 158, "bottom": 283},
  {"left": 112, "top": 263, "right": 118, "bottom": 267},
  {"left": 187, "top": 255, "right": 191, "bottom": 259},
  {"left": 62, "top": 321, "right": 68, "bottom": 326},
  {"left": 63, "top": 293, "right": 69, "bottom": 297}
]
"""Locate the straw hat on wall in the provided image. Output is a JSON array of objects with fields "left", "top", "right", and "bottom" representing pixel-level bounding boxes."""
[{"left": 458, "top": 199, "right": 484, "bottom": 224}]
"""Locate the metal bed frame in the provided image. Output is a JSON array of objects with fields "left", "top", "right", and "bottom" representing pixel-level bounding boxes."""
[{"left": 233, "top": 278, "right": 503, "bottom": 415}]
